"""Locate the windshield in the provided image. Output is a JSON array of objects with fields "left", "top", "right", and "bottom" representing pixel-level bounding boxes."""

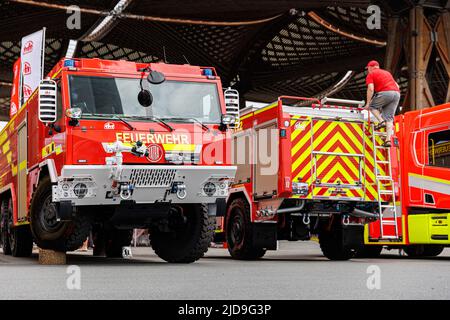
[{"left": 68, "top": 75, "right": 222, "bottom": 123}]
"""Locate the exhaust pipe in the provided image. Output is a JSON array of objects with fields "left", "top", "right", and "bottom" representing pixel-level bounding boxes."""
[
  {"left": 276, "top": 200, "right": 306, "bottom": 215},
  {"left": 350, "top": 208, "right": 379, "bottom": 219}
]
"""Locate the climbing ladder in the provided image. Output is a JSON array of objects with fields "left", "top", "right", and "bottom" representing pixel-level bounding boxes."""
[{"left": 372, "top": 125, "right": 400, "bottom": 240}]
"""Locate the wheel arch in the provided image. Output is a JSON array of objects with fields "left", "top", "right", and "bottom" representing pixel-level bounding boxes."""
[{"left": 38, "top": 159, "right": 58, "bottom": 183}]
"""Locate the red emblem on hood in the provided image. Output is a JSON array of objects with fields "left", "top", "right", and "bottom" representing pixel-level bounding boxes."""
[{"left": 147, "top": 144, "right": 163, "bottom": 162}]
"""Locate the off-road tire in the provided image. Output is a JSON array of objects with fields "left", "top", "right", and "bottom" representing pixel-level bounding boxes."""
[
  {"left": 2, "top": 198, "right": 33, "bottom": 257},
  {"left": 423, "top": 245, "right": 445, "bottom": 257},
  {"left": 226, "top": 198, "right": 266, "bottom": 260},
  {"left": 404, "top": 245, "right": 444, "bottom": 257},
  {"left": 1, "top": 199, "right": 11, "bottom": 255},
  {"left": 319, "top": 221, "right": 355, "bottom": 261},
  {"left": 151, "top": 204, "right": 214, "bottom": 263},
  {"left": 30, "top": 176, "right": 91, "bottom": 252}
]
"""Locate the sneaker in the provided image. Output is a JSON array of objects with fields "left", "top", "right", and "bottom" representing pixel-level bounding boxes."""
[{"left": 374, "top": 121, "right": 386, "bottom": 130}]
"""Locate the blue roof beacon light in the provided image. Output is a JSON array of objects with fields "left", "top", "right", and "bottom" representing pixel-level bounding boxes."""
[
  {"left": 64, "top": 59, "right": 76, "bottom": 68},
  {"left": 202, "top": 68, "right": 216, "bottom": 80},
  {"left": 203, "top": 68, "right": 213, "bottom": 76}
]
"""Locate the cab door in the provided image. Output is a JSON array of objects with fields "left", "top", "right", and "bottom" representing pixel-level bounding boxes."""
[{"left": 423, "top": 126, "right": 450, "bottom": 208}]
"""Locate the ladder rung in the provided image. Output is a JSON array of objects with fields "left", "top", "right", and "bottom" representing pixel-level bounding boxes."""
[
  {"left": 376, "top": 160, "right": 390, "bottom": 164},
  {"left": 380, "top": 204, "right": 396, "bottom": 208},
  {"left": 373, "top": 131, "right": 388, "bottom": 136},
  {"left": 375, "top": 145, "right": 390, "bottom": 149},
  {"left": 379, "top": 190, "right": 394, "bottom": 194},
  {"left": 377, "top": 176, "right": 393, "bottom": 180},
  {"left": 381, "top": 220, "right": 397, "bottom": 225},
  {"left": 379, "top": 235, "right": 400, "bottom": 240}
]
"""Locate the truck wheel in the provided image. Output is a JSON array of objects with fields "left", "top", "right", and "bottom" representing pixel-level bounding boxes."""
[
  {"left": 1, "top": 199, "right": 12, "bottom": 255},
  {"left": 2, "top": 198, "right": 33, "bottom": 257},
  {"left": 105, "top": 229, "right": 133, "bottom": 258},
  {"left": 151, "top": 204, "right": 214, "bottom": 263},
  {"left": 355, "top": 245, "right": 383, "bottom": 258},
  {"left": 319, "top": 221, "right": 355, "bottom": 261},
  {"left": 423, "top": 245, "right": 444, "bottom": 257},
  {"left": 404, "top": 245, "right": 444, "bottom": 257},
  {"left": 226, "top": 198, "right": 266, "bottom": 260},
  {"left": 30, "top": 176, "right": 91, "bottom": 252}
]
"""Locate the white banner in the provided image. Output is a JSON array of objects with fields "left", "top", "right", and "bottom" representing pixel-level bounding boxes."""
[{"left": 20, "top": 28, "right": 45, "bottom": 103}]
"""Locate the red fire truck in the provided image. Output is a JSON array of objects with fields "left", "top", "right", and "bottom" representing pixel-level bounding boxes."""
[
  {"left": 359, "top": 102, "right": 450, "bottom": 257},
  {"left": 0, "top": 58, "right": 236, "bottom": 263},
  {"left": 216, "top": 96, "right": 389, "bottom": 260}
]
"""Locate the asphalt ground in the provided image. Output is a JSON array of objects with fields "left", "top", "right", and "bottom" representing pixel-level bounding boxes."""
[{"left": 0, "top": 241, "right": 449, "bottom": 300}]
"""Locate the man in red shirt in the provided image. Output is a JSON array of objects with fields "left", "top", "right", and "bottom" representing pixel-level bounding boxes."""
[{"left": 364, "top": 60, "right": 400, "bottom": 146}]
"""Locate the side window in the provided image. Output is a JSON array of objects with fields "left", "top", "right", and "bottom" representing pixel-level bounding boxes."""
[{"left": 428, "top": 129, "right": 450, "bottom": 168}]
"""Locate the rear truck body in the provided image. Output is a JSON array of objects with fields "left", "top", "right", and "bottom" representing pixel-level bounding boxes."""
[
  {"left": 216, "top": 96, "right": 391, "bottom": 260},
  {"left": 0, "top": 58, "right": 236, "bottom": 263},
  {"left": 360, "top": 103, "right": 450, "bottom": 258}
]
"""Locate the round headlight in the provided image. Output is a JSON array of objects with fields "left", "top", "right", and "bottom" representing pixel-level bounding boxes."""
[
  {"left": 203, "top": 182, "right": 217, "bottom": 196},
  {"left": 73, "top": 183, "right": 88, "bottom": 198}
]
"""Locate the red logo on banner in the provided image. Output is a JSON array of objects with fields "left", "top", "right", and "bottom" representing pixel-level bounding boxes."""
[
  {"left": 10, "top": 58, "right": 21, "bottom": 118},
  {"left": 23, "top": 41, "right": 34, "bottom": 54},
  {"left": 23, "top": 85, "right": 33, "bottom": 99},
  {"left": 23, "top": 62, "right": 31, "bottom": 75},
  {"left": 9, "top": 102, "right": 17, "bottom": 118}
]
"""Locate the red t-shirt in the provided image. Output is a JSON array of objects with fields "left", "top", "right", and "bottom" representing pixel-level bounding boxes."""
[{"left": 366, "top": 68, "right": 400, "bottom": 92}]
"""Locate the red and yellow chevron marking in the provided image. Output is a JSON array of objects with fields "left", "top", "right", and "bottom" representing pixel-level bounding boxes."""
[{"left": 290, "top": 117, "right": 389, "bottom": 202}]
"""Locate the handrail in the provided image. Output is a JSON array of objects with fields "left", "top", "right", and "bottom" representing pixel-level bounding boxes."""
[
  {"left": 278, "top": 96, "right": 322, "bottom": 107},
  {"left": 278, "top": 95, "right": 366, "bottom": 112},
  {"left": 321, "top": 97, "right": 365, "bottom": 107},
  {"left": 311, "top": 103, "right": 364, "bottom": 111}
]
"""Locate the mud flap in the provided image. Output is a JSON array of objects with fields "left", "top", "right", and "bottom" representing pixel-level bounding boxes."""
[
  {"left": 342, "top": 224, "right": 364, "bottom": 250},
  {"left": 56, "top": 201, "right": 74, "bottom": 221},
  {"left": 207, "top": 199, "right": 226, "bottom": 217},
  {"left": 253, "top": 223, "right": 277, "bottom": 250}
]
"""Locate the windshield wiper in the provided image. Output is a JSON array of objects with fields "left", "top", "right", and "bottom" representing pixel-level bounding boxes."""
[
  {"left": 83, "top": 113, "right": 135, "bottom": 131},
  {"left": 162, "top": 117, "right": 209, "bottom": 132},
  {"left": 113, "top": 115, "right": 135, "bottom": 131},
  {"left": 125, "top": 115, "right": 174, "bottom": 132}
]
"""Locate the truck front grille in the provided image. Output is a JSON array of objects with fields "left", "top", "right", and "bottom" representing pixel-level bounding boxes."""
[{"left": 129, "top": 169, "right": 177, "bottom": 187}]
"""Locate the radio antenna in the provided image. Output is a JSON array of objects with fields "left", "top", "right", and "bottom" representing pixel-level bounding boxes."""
[
  {"left": 163, "top": 46, "right": 168, "bottom": 63},
  {"left": 183, "top": 54, "right": 190, "bottom": 65}
]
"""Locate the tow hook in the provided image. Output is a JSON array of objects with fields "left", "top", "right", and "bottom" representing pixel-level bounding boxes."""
[
  {"left": 119, "top": 183, "right": 134, "bottom": 200},
  {"left": 171, "top": 182, "right": 187, "bottom": 199},
  {"left": 342, "top": 214, "right": 350, "bottom": 226},
  {"left": 302, "top": 213, "right": 310, "bottom": 225}
]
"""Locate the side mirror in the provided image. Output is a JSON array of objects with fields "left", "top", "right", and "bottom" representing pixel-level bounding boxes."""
[
  {"left": 138, "top": 89, "right": 153, "bottom": 107},
  {"left": 224, "top": 88, "right": 240, "bottom": 129},
  {"left": 38, "top": 79, "right": 57, "bottom": 123},
  {"left": 221, "top": 114, "right": 236, "bottom": 125},
  {"left": 147, "top": 70, "right": 165, "bottom": 85}
]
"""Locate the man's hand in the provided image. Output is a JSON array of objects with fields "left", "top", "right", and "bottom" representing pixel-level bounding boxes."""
[{"left": 366, "top": 83, "right": 375, "bottom": 110}]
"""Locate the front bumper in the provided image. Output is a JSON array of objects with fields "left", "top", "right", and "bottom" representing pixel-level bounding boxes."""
[{"left": 52, "top": 165, "right": 236, "bottom": 206}]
